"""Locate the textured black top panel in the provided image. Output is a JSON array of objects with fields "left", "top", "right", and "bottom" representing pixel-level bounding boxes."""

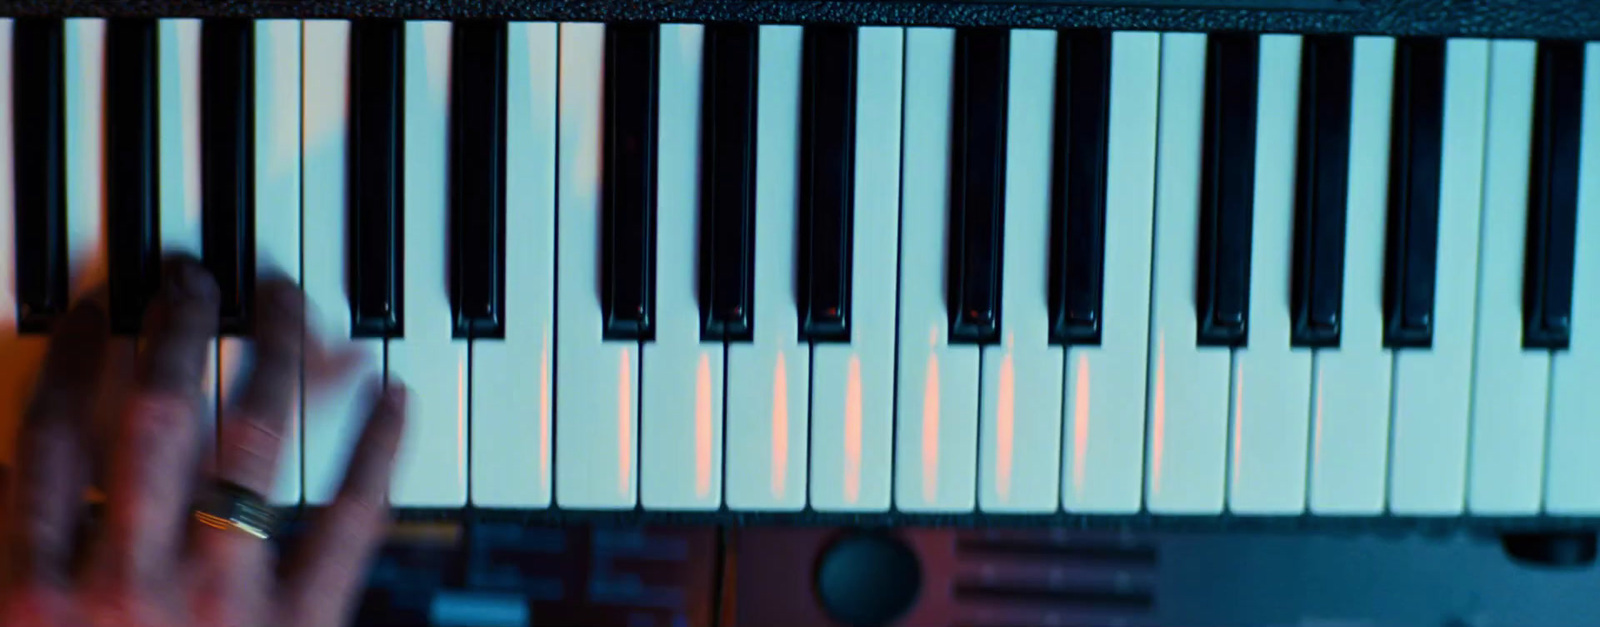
[{"left": 3, "top": 0, "right": 1598, "bottom": 40}]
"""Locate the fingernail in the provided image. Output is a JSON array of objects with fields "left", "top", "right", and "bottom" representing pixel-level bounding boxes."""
[{"left": 166, "top": 261, "right": 218, "bottom": 302}]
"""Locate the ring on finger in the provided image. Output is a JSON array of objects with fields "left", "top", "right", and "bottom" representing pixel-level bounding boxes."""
[{"left": 192, "top": 480, "right": 278, "bottom": 540}]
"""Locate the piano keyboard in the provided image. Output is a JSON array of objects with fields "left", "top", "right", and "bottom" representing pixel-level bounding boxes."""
[{"left": 3, "top": 18, "right": 1599, "bottom": 521}]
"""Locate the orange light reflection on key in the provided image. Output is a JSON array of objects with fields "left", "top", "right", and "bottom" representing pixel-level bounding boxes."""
[
  {"left": 845, "top": 354, "right": 863, "bottom": 504},
  {"left": 695, "top": 353, "right": 713, "bottom": 499},
  {"left": 997, "top": 335, "right": 1015, "bottom": 502},
  {"left": 1072, "top": 353, "right": 1090, "bottom": 497},
  {"left": 619, "top": 348, "right": 632, "bottom": 497},
  {"left": 772, "top": 350, "right": 789, "bottom": 500},
  {"left": 922, "top": 326, "right": 941, "bottom": 505}
]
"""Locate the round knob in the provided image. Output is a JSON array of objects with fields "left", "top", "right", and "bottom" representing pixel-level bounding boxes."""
[{"left": 813, "top": 531, "right": 921, "bottom": 627}]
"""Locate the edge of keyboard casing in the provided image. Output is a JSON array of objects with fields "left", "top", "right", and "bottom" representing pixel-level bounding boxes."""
[
  {"left": 3, "top": 0, "right": 1599, "bottom": 40},
  {"left": 333, "top": 507, "right": 1600, "bottom": 535}
]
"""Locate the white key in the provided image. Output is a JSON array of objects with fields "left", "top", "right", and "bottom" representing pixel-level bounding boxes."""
[
  {"left": 640, "top": 24, "right": 723, "bottom": 510},
  {"left": 470, "top": 22, "right": 556, "bottom": 509},
  {"left": 978, "top": 29, "right": 1062, "bottom": 514},
  {"left": 387, "top": 21, "right": 467, "bottom": 507},
  {"left": 1467, "top": 40, "right": 1547, "bottom": 515},
  {"left": 301, "top": 21, "right": 382, "bottom": 505},
  {"left": 1465, "top": 40, "right": 1548, "bottom": 515},
  {"left": 894, "top": 27, "right": 979, "bottom": 513},
  {"left": 66, "top": 19, "right": 106, "bottom": 293},
  {"left": 249, "top": 20, "right": 304, "bottom": 504},
  {"left": 1545, "top": 42, "right": 1600, "bottom": 515},
  {"left": 1388, "top": 39, "right": 1490, "bottom": 515},
  {"left": 810, "top": 26, "right": 902, "bottom": 513},
  {"left": 725, "top": 26, "right": 809, "bottom": 512},
  {"left": 556, "top": 23, "right": 639, "bottom": 510},
  {"left": 1227, "top": 35, "right": 1312, "bottom": 515},
  {"left": 1143, "top": 33, "right": 1230, "bottom": 514},
  {"left": 1062, "top": 31, "right": 1159, "bottom": 514},
  {"left": 153, "top": 19, "right": 217, "bottom": 433},
  {"left": 158, "top": 19, "right": 201, "bottom": 258},
  {"left": 1308, "top": 37, "right": 1397, "bottom": 515},
  {"left": 68, "top": 19, "right": 142, "bottom": 452}
]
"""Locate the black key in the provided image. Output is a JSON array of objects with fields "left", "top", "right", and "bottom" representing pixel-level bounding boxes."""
[
  {"left": 106, "top": 19, "right": 160, "bottom": 336},
  {"left": 1048, "top": 29, "right": 1111, "bottom": 346},
  {"left": 948, "top": 28, "right": 1008, "bottom": 345},
  {"left": 1382, "top": 38, "right": 1446, "bottom": 349},
  {"left": 798, "top": 26, "right": 856, "bottom": 343},
  {"left": 202, "top": 19, "right": 255, "bottom": 335},
  {"left": 13, "top": 19, "right": 67, "bottom": 333},
  {"left": 349, "top": 20, "right": 403, "bottom": 338},
  {"left": 699, "top": 24, "right": 757, "bottom": 342},
  {"left": 106, "top": 19, "right": 162, "bottom": 335},
  {"left": 103, "top": 20, "right": 160, "bottom": 337},
  {"left": 450, "top": 20, "right": 506, "bottom": 339},
  {"left": 1524, "top": 41, "right": 1584, "bottom": 350},
  {"left": 601, "top": 22, "right": 658, "bottom": 341},
  {"left": 1196, "top": 34, "right": 1259, "bottom": 348},
  {"left": 1290, "top": 36, "right": 1354, "bottom": 348}
]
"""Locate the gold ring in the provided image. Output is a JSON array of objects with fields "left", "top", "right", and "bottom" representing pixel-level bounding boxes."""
[{"left": 192, "top": 480, "right": 277, "bottom": 540}]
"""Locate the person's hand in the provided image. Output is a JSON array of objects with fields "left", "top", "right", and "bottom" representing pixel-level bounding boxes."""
[{"left": 0, "top": 258, "right": 408, "bottom": 627}]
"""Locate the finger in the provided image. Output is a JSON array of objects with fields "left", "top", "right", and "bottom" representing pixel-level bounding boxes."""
[
  {"left": 277, "top": 383, "right": 406, "bottom": 627},
  {"left": 133, "top": 258, "right": 219, "bottom": 396},
  {"left": 212, "top": 279, "right": 303, "bottom": 497},
  {"left": 98, "top": 258, "right": 218, "bottom": 583},
  {"left": 304, "top": 341, "right": 366, "bottom": 401},
  {"left": 188, "top": 280, "right": 303, "bottom": 588},
  {"left": 6, "top": 300, "right": 107, "bottom": 585},
  {"left": 299, "top": 297, "right": 370, "bottom": 401}
]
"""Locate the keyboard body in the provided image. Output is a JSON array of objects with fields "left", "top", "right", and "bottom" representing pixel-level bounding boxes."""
[
  {"left": 341, "top": 522, "right": 1600, "bottom": 626},
  {"left": 2, "top": 0, "right": 1599, "bottom": 533}
]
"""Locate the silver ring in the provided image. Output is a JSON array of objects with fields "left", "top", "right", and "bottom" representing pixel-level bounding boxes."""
[{"left": 192, "top": 480, "right": 277, "bottom": 540}]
